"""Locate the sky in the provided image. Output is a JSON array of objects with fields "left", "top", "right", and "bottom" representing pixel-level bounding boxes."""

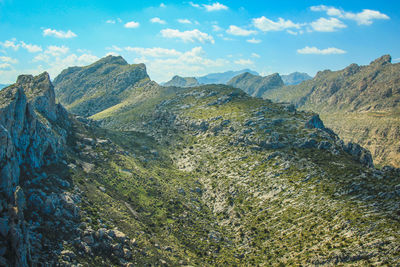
[{"left": 0, "top": 0, "right": 399, "bottom": 83}]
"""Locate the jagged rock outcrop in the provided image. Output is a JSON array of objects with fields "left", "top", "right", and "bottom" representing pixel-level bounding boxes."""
[
  {"left": 281, "top": 72, "right": 312, "bottom": 85},
  {"left": 263, "top": 55, "right": 400, "bottom": 167},
  {"left": 227, "top": 72, "right": 284, "bottom": 97},
  {"left": 163, "top": 75, "right": 200, "bottom": 87},
  {"left": 53, "top": 55, "right": 150, "bottom": 117},
  {"left": 0, "top": 72, "right": 69, "bottom": 266}
]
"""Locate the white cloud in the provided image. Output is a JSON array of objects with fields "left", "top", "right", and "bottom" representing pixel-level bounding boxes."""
[
  {"left": 310, "top": 17, "right": 347, "bottom": 32},
  {"left": 150, "top": 17, "right": 166, "bottom": 24},
  {"left": 0, "top": 63, "right": 11, "bottom": 69},
  {"left": 131, "top": 46, "right": 229, "bottom": 82},
  {"left": 124, "top": 21, "right": 140, "bottom": 28},
  {"left": 0, "top": 39, "right": 20, "bottom": 50},
  {"left": 287, "top": 30, "right": 304, "bottom": 35},
  {"left": 20, "top": 41, "right": 42, "bottom": 53},
  {"left": 0, "top": 56, "right": 18, "bottom": 64},
  {"left": 226, "top": 25, "right": 257, "bottom": 36},
  {"left": 45, "top": 45, "right": 69, "bottom": 56},
  {"left": 189, "top": 2, "right": 201, "bottom": 8},
  {"left": 189, "top": 2, "right": 200, "bottom": 8},
  {"left": 310, "top": 5, "right": 389, "bottom": 25},
  {"left": 178, "top": 19, "right": 192, "bottom": 24},
  {"left": 247, "top": 38, "right": 261, "bottom": 44},
  {"left": 125, "top": 47, "right": 182, "bottom": 57},
  {"left": 106, "top": 19, "right": 116, "bottom": 24},
  {"left": 253, "top": 16, "right": 301, "bottom": 32},
  {"left": 106, "top": 45, "right": 123, "bottom": 52},
  {"left": 43, "top": 28, "right": 77, "bottom": 38},
  {"left": 297, "top": 46, "right": 346, "bottom": 55},
  {"left": 234, "top": 59, "right": 254, "bottom": 65},
  {"left": 212, "top": 25, "right": 222, "bottom": 31},
  {"left": 160, "top": 28, "right": 215, "bottom": 44},
  {"left": 33, "top": 51, "right": 99, "bottom": 78},
  {"left": 251, "top": 53, "right": 260, "bottom": 58},
  {"left": 189, "top": 2, "right": 228, "bottom": 11},
  {"left": 203, "top": 2, "right": 228, "bottom": 11},
  {"left": 1, "top": 39, "right": 42, "bottom": 53},
  {"left": 160, "top": 3, "right": 166, "bottom": 8},
  {"left": 345, "top": 9, "right": 389, "bottom": 25}
]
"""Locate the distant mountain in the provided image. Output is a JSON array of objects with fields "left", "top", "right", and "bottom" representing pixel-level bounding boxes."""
[
  {"left": 227, "top": 72, "right": 284, "bottom": 98},
  {"left": 263, "top": 55, "right": 400, "bottom": 167},
  {"left": 196, "top": 69, "right": 258, "bottom": 85},
  {"left": 163, "top": 75, "right": 200, "bottom": 87},
  {"left": 281, "top": 72, "right": 312, "bottom": 85},
  {"left": 53, "top": 55, "right": 152, "bottom": 117},
  {"left": 0, "top": 84, "right": 9, "bottom": 90}
]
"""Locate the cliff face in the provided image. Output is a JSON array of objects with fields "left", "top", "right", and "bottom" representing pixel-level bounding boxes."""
[
  {"left": 53, "top": 55, "right": 150, "bottom": 117},
  {"left": 0, "top": 72, "right": 69, "bottom": 266}
]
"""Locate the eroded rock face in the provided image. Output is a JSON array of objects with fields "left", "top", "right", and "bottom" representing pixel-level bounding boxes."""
[{"left": 0, "top": 72, "right": 69, "bottom": 266}]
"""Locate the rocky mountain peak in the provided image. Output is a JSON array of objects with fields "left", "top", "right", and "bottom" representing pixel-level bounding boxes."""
[
  {"left": 370, "top": 54, "right": 392, "bottom": 66},
  {"left": 96, "top": 55, "right": 128, "bottom": 66}
]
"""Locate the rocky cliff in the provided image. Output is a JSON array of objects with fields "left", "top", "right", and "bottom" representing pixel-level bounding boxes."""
[
  {"left": 227, "top": 72, "right": 284, "bottom": 97},
  {"left": 263, "top": 55, "right": 400, "bottom": 167},
  {"left": 0, "top": 72, "right": 69, "bottom": 266}
]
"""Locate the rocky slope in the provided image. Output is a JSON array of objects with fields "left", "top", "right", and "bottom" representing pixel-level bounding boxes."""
[
  {"left": 53, "top": 55, "right": 150, "bottom": 117},
  {"left": 263, "top": 55, "right": 400, "bottom": 167},
  {"left": 2, "top": 56, "right": 400, "bottom": 265},
  {"left": 163, "top": 75, "right": 200, "bottom": 87},
  {"left": 227, "top": 72, "right": 284, "bottom": 98},
  {"left": 281, "top": 72, "right": 312, "bottom": 85}
]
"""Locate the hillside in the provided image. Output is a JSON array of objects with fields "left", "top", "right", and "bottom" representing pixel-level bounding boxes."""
[
  {"left": 263, "top": 55, "right": 400, "bottom": 167},
  {"left": 53, "top": 55, "right": 151, "bottom": 117},
  {"left": 1, "top": 57, "right": 400, "bottom": 266},
  {"left": 163, "top": 75, "right": 200, "bottom": 87},
  {"left": 281, "top": 72, "right": 312, "bottom": 85},
  {"left": 227, "top": 72, "right": 284, "bottom": 98}
]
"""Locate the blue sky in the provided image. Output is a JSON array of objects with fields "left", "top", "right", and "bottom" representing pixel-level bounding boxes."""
[{"left": 0, "top": 0, "right": 399, "bottom": 83}]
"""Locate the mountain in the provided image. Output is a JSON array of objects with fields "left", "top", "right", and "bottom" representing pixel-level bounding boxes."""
[
  {"left": 196, "top": 69, "right": 259, "bottom": 84},
  {"left": 0, "top": 72, "right": 71, "bottom": 265},
  {"left": 0, "top": 84, "right": 9, "bottom": 90},
  {"left": 53, "top": 55, "right": 152, "bottom": 117},
  {"left": 163, "top": 75, "right": 200, "bottom": 87},
  {"left": 263, "top": 55, "right": 400, "bottom": 167},
  {"left": 281, "top": 72, "right": 312, "bottom": 85},
  {"left": 227, "top": 72, "right": 284, "bottom": 97},
  {"left": 2, "top": 56, "right": 400, "bottom": 266}
]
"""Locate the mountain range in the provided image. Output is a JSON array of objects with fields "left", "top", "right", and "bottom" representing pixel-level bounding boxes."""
[
  {"left": 163, "top": 69, "right": 311, "bottom": 88},
  {"left": 263, "top": 55, "right": 400, "bottom": 168},
  {"left": 0, "top": 55, "right": 399, "bottom": 266}
]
